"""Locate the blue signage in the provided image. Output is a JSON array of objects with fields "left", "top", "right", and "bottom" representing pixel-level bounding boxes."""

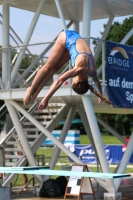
[
  {"left": 71, "top": 145, "right": 133, "bottom": 164},
  {"left": 106, "top": 41, "right": 133, "bottom": 108}
]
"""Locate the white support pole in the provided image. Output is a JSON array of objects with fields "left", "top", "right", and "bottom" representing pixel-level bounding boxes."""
[
  {"left": 9, "top": 100, "right": 83, "bottom": 164},
  {"left": 78, "top": 106, "right": 98, "bottom": 154},
  {"left": 2, "top": 3, "right": 10, "bottom": 89},
  {"left": 11, "top": 0, "right": 46, "bottom": 85},
  {"left": 49, "top": 105, "right": 77, "bottom": 168},
  {"left": 94, "top": 15, "right": 114, "bottom": 60},
  {"left": 44, "top": 105, "right": 77, "bottom": 181},
  {"left": 114, "top": 132, "right": 133, "bottom": 191},
  {"left": 78, "top": 105, "right": 108, "bottom": 190},
  {"left": 82, "top": 95, "right": 115, "bottom": 192},
  {"left": 73, "top": 21, "right": 79, "bottom": 33},
  {"left": 76, "top": 107, "right": 107, "bottom": 191},
  {"left": 82, "top": 96, "right": 110, "bottom": 172},
  {"left": 102, "top": 41, "right": 105, "bottom": 84},
  {"left": 120, "top": 27, "right": 133, "bottom": 44},
  {"left": 55, "top": 0, "right": 67, "bottom": 30},
  {"left": 82, "top": 0, "right": 92, "bottom": 46},
  {"left": 4, "top": 100, "right": 43, "bottom": 183}
]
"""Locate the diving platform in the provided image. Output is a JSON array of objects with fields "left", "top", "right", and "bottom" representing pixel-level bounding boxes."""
[
  {"left": 0, "top": 166, "right": 130, "bottom": 179},
  {"left": 0, "top": 1, "right": 133, "bottom": 199},
  {"left": 0, "top": 0, "right": 132, "bottom": 21},
  {"left": 1, "top": 85, "right": 133, "bottom": 114}
]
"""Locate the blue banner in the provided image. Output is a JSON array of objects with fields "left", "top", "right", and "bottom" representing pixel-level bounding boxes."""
[
  {"left": 71, "top": 145, "right": 133, "bottom": 164},
  {"left": 106, "top": 41, "right": 133, "bottom": 108}
]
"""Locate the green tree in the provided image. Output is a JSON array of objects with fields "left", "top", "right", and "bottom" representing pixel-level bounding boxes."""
[{"left": 93, "top": 16, "right": 133, "bottom": 69}]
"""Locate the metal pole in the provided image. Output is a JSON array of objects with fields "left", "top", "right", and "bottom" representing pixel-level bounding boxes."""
[
  {"left": 78, "top": 108, "right": 106, "bottom": 195},
  {"left": 82, "top": 95, "right": 115, "bottom": 192},
  {"left": 78, "top": 106, "right": 98, "bottom": 155},
  {"left": 44, "top": 105, "right": 77, "bottom": 181},
  {"left": 73, "top": 21, "right": 79, "bottom": 33},
  {"left": 82, "top": 96, "right": 110, "bottom": 172},
  {"left": 49, "top": 105, "right": 77, "bottom": 168},
  {"left": 2, "top": 3, "right": 10, "bottom": 89},
  {"left": 121, "top": 27, "right": 133, "bottom": 44},
  {"left": 82, "top": 0, "right": 92, "bottom": 46},
  {"left": 114, "top": 132, "right": 133, "bottom": 191},
  {"left": 55, "top": 0, "right": 67, "bottom": 30},
  {"left": 4, "top": 100, "right": 43, "bottom": 183},
  {"left": 94, "top": 15, "right": 114, "bottom": 60},
  {"left": 102, "top": 41, "right": 105, "bottom": 84},
  {"left": 11, "top": 0, "right": 46, "bottom": 85},
  {"left": 12, "top": 20, "right": 73, "bottom": 88}
]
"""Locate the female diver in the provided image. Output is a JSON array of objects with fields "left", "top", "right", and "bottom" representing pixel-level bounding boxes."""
[{"left": 23, "top": 30, "right": 103, "bottom": 110}]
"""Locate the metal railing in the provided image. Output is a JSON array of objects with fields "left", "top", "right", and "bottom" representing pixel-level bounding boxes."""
[{"left": 0, "top": 36, "right": 106, "bottom": 89}]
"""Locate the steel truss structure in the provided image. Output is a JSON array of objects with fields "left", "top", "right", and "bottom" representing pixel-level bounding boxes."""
[{"left": 0, "top": 0, "right": 133, "bottom": 196}]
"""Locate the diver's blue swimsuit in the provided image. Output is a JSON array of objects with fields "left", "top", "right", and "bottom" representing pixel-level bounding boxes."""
[{"left": 65, "top": 30, "right": 95, "bottom": 76}]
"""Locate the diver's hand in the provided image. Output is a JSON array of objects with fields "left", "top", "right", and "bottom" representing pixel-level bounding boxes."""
[
  {"left": 38, "top": 98, "right": 48, "bottom": 110},
  {"left": 98, "top": 96, "right": 109, "bottom": 105},
  {"left": 98, "top": 97, "right": 102, "bottom": 104}
]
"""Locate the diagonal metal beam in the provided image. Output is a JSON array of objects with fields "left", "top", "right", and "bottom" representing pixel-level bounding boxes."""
[
  {"left": 5, "top": 100, "right": 43, "bottom": 183},
  {"left": 96, "top": 116, "right": 126, "bottom": 145},
  {"left": 11, "top": 0, "right": 47, "bottom": 85},
  {"left": 94, "top": 15, "right": 114, "bottom": 61},
  {"left": 55, "top": 0, "right": 67, "bottom": 30},
  {"left": 12, "top": 20, "right": 73, "bottom": 88},
  {"left": 9, "top": 100, "right": 83, "bottom": 165},
  {"left": 43, "top": 104, "right": 77, "bottom": 181},
  {"left": 114, "top": 132, "right": 133, "bottom": 191}
]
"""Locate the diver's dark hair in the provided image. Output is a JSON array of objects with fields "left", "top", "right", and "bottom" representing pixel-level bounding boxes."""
[{"left": 72, "top": 80, "right": 89, "bottom": 95}]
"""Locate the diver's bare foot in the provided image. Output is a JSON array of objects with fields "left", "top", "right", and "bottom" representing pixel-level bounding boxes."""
[{"left": 23, "top": 87, "right": 32, "bottom": 105}]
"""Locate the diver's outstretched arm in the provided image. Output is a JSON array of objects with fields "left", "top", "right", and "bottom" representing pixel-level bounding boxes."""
[{"left": 38, "top": 67, "right": 82, "bottom": 110}]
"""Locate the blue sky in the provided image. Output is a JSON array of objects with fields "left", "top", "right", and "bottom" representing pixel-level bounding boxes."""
[{"left": 0, "top": 6, "right": 132, "bottom": 55}]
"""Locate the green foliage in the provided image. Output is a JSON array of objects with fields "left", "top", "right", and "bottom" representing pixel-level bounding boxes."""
[
  {"left": 20, "top": 55, "right": 33, "bottom": 70},
  {"left": 11, "top": 49, "right": 36, "bottom": 70},
  {"left": 106, "top": 17, "right": 133, "bottom": 45},
  {"left": 93, "top": 16, "right": 133, "bottom": 68}
]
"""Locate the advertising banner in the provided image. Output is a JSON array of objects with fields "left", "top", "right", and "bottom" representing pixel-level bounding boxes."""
[
  {"left": 72, "top": 145, "right": 133, "bottom": 164},
  {"left": 106, "top": 41, "right": 133, "bottom": 108}
]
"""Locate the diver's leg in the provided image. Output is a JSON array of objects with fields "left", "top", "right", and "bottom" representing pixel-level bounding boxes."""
[
  {"left": 23, "top": 32, "right": 68, "bottom": 105},
  {"left": 24, "top": 49, "right": 70, "bottom": 104}
]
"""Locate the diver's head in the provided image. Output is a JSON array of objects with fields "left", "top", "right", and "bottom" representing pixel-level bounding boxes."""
[{"left": 72, "top": 80, "right": 89, "bottom": 95}]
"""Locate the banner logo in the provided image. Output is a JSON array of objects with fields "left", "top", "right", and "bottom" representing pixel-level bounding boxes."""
[
  {"left": 110, "top": 47, "right": 129, "bottom": 58},
  {"left": 72, "top": 145, "right": 133, "bottom": 164},
  {"left": 108, "top": 46, "right": 130, "bottom": 68}
]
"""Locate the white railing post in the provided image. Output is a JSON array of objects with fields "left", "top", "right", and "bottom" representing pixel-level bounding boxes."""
[
  {"left": 2, "top": 3, "right": 10, "bottom": 89},
  {"left": 102, "top": 41, "right": 105, "bottom": 85}
]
